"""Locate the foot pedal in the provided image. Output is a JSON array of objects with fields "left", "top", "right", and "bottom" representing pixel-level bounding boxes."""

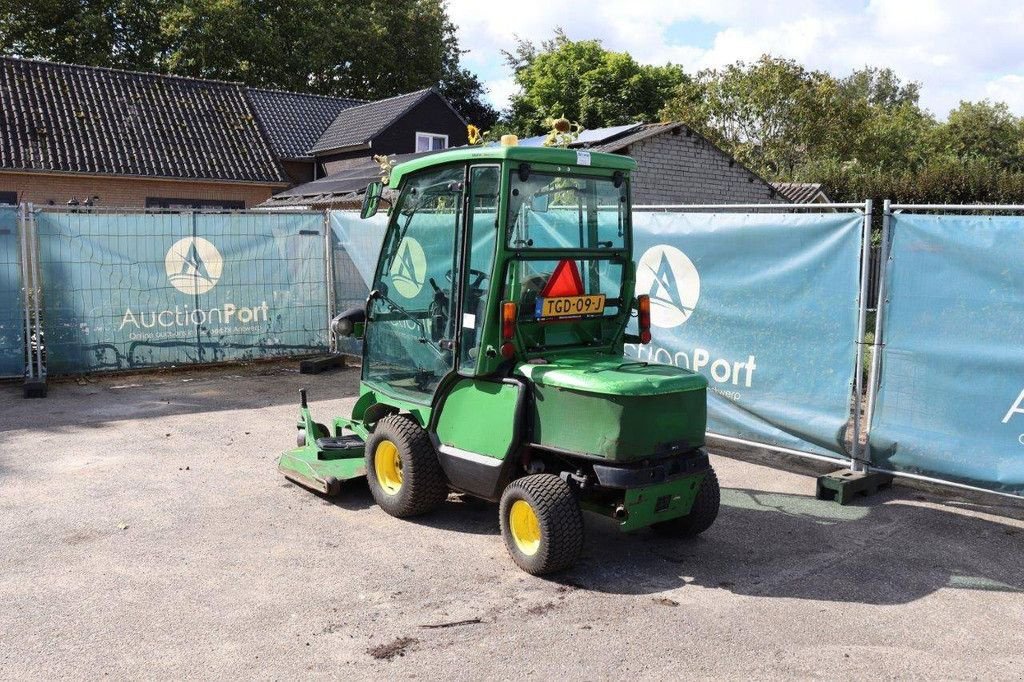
[{"left": 316, "top": 434, "right": 364, "bottom": 451}]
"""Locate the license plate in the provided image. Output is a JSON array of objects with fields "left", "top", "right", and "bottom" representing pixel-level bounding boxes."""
[{"left": 535, "top": 294, "right": 606, "bottom": 319}]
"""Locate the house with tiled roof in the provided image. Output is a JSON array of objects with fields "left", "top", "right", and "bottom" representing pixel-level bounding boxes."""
[
  {"left": 246, "top": 87, "right": 365, "bottom": 185},
  {"left": 0, "top": 57, "right": 468, "bottom": 209},
  {"left": 268, "top": 120, "right": 786, "bottom": 210},
  {"left": 308, "top": 88, "right": 467, "bottom": 177},
  {"left": 0, "top": 57, "right": 288, "bottom": 209},
  {"left": 519, "top": 122, "right": 787, "bottom": 205}
]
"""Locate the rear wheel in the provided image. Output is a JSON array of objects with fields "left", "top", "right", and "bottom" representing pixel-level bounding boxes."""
[
  {"left": 365, "top": 414, "right": 448, "bottom": 517},
  {"left": 499, "top": 474, "right": 584, "bottom": 575},
  {"left": 651, "top": 466, "right": 720, "bottom": 538}
]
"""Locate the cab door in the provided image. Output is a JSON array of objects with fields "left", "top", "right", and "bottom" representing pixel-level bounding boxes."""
[
  {"left": 434, "top": 164, "right": 523, "bottom": 500},
  {"left": 363, "top": 164, "right": 464, "bottom": 403}
]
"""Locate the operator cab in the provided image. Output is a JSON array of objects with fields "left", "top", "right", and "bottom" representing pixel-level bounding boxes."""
[{"left": 356, "top": 145, "right": 639, "bottom": 406}]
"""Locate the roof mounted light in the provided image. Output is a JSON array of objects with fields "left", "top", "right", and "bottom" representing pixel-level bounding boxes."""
[{"left": 501, "top": 134, "right": 519, "bottom": 147}]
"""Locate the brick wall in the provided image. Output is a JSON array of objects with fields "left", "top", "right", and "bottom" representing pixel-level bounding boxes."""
[
  {"left": 624, "top": 129, "right": 786, "bottom": 205},
  {"left": 0, "top": 171, "right": 280, "bottom": 209}
]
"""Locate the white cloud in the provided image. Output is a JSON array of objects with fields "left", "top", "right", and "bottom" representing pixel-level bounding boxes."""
[
  {"left": 985, "top": 75, "right": 1024, "bottom": 112},
  {"left": 446, "top": 0, "right": 1024, "bottom": 119}
]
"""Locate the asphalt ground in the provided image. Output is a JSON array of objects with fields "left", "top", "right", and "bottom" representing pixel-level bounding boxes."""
[{"left": 1, "top": 361, "right": 1023, "bottom": 680}]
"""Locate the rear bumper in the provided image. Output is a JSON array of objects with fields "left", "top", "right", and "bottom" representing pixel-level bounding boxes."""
[{"left": 591, "top": 448, "right": 710, "bottom": 489}]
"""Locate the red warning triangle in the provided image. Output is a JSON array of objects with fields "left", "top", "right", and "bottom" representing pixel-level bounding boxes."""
[{"left": 541, "top": 259, "right": 584, "bottom": 297}]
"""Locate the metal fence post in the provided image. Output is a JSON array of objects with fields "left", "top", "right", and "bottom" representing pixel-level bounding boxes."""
[
  {"left": 324, "top": 209, "right": 336, "bottom": 353},
  {"left": 851, "top": 198, "right": 873, "bottom": 470},
  {"left": 17, "top": 203, "right": 34, "bottom": 381},
  {"left": 29, "top": 203, "right": 44, "bottom": 380},
  {"left": 865, "top": 199, "right": 893, "bottom": 431}
]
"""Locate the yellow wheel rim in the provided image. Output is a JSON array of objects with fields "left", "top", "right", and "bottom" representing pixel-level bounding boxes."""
[
  {"left": 374, "top": 440, "right": 403, "bottom": 495},
  {"left": 509, "top": 499, "right": 541, "bottom": 556}
]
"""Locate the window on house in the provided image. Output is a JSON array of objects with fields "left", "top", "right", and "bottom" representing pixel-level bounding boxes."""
[
  {"left": 0, "top": 191, "right": 17, "bottom": 206},
  {"left": 415, "top": 132, "right": 448, "bottom": 153}
]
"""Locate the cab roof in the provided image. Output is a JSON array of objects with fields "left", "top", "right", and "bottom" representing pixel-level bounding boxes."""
[{"left": 387, "top": 144, "right": 636, "bottom": 187}]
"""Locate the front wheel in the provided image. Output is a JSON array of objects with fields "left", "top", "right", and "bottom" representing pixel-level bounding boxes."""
[
  {"left": 651, "top": 466, "right": 721, "bottom": 538},
  {"left": 365, "top": 414, "right": 448, "bottom": 517},
  {"left": 499, "top": 474, "right": 584, "bottom": 575}
]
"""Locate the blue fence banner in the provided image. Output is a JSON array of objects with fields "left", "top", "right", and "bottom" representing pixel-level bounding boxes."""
[
  {"left": 627, "top": 210, "right": 864, "bottom": 460},
  {"left": 36, "top": 210, "right": 328, "bottom": 374},
  {"left": 0, "top": 207, "right": 25, "bottom": 377},
  {"left": 869, "top": 214, "right": 1024, "bottom": 495}
]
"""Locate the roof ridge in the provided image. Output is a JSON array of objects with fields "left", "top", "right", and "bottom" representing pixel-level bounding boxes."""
[
  {"left": 325, "top": 87, "right": 434, "bottom": 114},
  {"left": 246, "top": 85, "right": 368, "bottom": 104},
  {"left": 0, "top": 55, "right": 247, "bottom": 89},
  {"left": 308, "top": 88, "right": 439, "bottom": 154}
]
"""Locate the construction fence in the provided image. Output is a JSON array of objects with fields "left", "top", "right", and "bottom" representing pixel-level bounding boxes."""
[{"left": 0, "top": 203, "right": 1020, "bottom": 500}]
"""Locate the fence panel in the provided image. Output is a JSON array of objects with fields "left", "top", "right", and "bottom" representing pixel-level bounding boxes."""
[
  {"left": 869, "top": 213, "right": 1024, "bottom": 496},
  {"left": 329, "top": 211, "right": 387, "bottom": 313},
  {"left": 36, "top": 209, "right": 328, "bottom": 374},
  {"left": 629, "top": 210, "right": 866, "bottom": 461},
  {"left": 0, "top": 206, "right": 25, "bottom": 378}
]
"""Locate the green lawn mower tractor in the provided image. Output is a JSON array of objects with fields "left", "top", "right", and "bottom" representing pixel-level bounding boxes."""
[{"left": 279, "top": 140, "right": 718, "bottom": 575}]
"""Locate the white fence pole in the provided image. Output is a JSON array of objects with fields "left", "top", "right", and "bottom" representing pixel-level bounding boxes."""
[
  {"left": 29, "top": 203, "right": 44, "bottom": 380},
  {"left": 865, "top": 200, "right": 893, "bottom": 429},
  {"left": 324, "top": 209, "right": 337, "bottom": 353},
  {"left": 18, "top": 203, "right": 34, "bottom": 381},
  {"left": 851, "top": 199, "right": 873, "bottom": 470}
]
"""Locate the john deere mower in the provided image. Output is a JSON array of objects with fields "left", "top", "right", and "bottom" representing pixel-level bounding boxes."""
[{"left": 279, "top": 139, "right": 717, "bottom": 575}]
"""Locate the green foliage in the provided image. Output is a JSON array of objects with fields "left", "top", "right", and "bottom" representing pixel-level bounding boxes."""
[
  {"left": 797, "top": 156, "right": 1024, "bottom": 205},
  {"left": 660, "top": 57, "right": 936, "bottom": 177},
  {"left": 661, "top": 56, "right": 1024, "bottom": 204},
  {"left": 0, "top": 0, "right": 169, "bottom": 70},
  {"left": 0, "top": 0, "right": 497, "bottom": 124},
  {"left": 930, "top": 100, "right": 1024, "bottom": 169},
  {"left": 504, "top": 29, "right": 687, "bottom": 136}
]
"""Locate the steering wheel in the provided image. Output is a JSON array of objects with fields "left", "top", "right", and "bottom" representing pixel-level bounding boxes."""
[{"left": 445, "top": 268, "right": 489, "bottom": 287}]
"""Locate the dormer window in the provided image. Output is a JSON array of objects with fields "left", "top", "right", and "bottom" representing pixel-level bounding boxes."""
[{"left": 416, "top": 132, "right": 448, "bottom": 153}]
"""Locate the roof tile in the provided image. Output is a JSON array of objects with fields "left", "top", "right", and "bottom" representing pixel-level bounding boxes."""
[
  {"left": 0, "top": 57, "right": 286, "bottom": 183},
  {"left": 309, "top": 89, "right": 437, "bottom": 154},
  {"left": 246, "top": 88, "right": 364, "bottom": 160}
]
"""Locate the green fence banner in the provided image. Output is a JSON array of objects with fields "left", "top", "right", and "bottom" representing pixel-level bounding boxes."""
[{"left": 36, "top": 210, "right": 328, "bottom": 374}]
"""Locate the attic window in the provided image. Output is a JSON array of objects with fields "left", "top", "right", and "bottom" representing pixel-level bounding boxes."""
[{"left": 416, "top": 132, "right": 448, "bottom": 153}]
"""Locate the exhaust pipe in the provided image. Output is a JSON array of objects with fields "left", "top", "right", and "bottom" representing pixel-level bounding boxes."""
[{"left": 613, "top": 505, "right": 628, "bottom": 520}]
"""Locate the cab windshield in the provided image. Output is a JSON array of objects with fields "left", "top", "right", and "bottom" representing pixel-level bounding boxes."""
[{"left": 507, "top": 171, "right": 627, "bottom": 250}]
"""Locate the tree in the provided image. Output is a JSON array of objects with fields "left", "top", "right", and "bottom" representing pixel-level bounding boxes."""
[
  {"left": 504, "top": 29, "right": 687, "bottom": 135},
  {"left": 0, "top": 0, "right": 168, "bottom": 70},
  {"left": 660, "top": 56, "right": 821, "bottom": 176},
  {"left": 0, "top": 0, "right": 494, "bottom": 123},
  {"left": 931, "top": 100, "right": 1024, "bottom": 169},
  {"left": 659, "top": 57, "right": 936, "bottom": 177}
]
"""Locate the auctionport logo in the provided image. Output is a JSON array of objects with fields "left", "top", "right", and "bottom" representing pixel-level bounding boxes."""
[
  {"left": 166, "top": 237, "right": 223, "bottom": 295},
  {"left": 635, "top": 244, "right": 700, "bottom": 328},
  {"left": 391, "top": 237, "right": 426, "bottom": 298},
  {"left": 629, "top": 243, "right": 758, "bottom": 396},
  {"left": 119, "top": 237, "right": 267, "bottom": 336},
  {"left": 1003, "top": 387, "right": 1024, "bottom": 446}
]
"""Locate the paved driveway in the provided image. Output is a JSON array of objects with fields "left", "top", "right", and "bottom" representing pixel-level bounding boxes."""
[{"left": 1, "top": 364, "right": 1022, "bottom": 679}]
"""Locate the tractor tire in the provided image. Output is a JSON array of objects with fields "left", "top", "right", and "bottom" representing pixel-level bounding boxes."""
[
  {"left": 365, "top": 414, "right": 448, "bottom": 518},
  {"left": 499, "top": 474, "right": 584, "bottom": 575},
  {"left": 651, "top": 466, "right": 720, "bottom": 538}
]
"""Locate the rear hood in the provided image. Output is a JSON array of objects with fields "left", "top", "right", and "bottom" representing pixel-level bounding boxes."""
[{"left": 515, "top": 355, "right": 707, "bottom": 396}]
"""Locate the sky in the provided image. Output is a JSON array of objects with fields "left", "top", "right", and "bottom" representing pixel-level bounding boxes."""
[{"left": 446, "top": 0, "right": 1024, "bottom": 119}]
